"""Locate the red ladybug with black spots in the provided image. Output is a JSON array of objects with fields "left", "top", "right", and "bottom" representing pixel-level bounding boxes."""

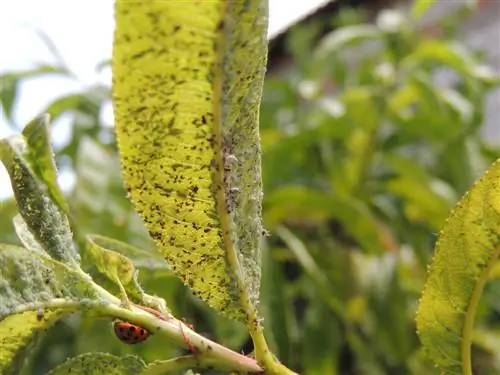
[{"left": 113, "top": 320, "right": 151, "bottom": 344}]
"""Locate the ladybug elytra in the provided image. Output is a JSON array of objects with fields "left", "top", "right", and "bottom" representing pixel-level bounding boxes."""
[{"left": 113, "top": 321, "right": 151, "bottom": 344}]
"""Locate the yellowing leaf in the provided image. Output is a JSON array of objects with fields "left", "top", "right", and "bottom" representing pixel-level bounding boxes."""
[
  {"left": 0, "top": 245, "right": 102, "bottom": 375},
  {"left": 416, "top": 158, "right": 500, "bottom": 374},
  {"left": 112, "top": 1, "right": 267, "bottom": 320}
]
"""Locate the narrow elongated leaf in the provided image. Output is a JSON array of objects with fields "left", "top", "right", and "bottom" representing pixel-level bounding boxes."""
[
  {"left": 113, "top": 1, "right": 268, "bottom": 319},
  {"left": 0, "top": 137, "right": 79, "bottom": 265},
  {"left": 416, "top": 158, "right": 500, "bottom": 374},
  {"left": 47, "top": 353, "right": 146, "bottom": 375},
  {"left": 22, "top": 114, "right": 69, "bottom": 214},
  {"left": 0, "top": 245, "right": 102, "bottom": 375}
]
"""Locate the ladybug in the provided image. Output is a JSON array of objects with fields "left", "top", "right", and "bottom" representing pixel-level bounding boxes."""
[{"left": 113, "top": 321, "right": 151, "bottom": 344}]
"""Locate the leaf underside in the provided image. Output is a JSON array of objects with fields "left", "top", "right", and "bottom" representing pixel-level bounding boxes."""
[
  {"left": 113, "top": 0, "right": 267, "bottom": 319},
  {"left": 416, "top": 158, "right": 500, "bottom": 374}
]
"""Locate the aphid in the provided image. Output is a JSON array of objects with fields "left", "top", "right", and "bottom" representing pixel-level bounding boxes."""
[
  {"left": 113, "top": 321, "right": 151, "bottom": 344},
  {"left": 36, "top": 307, "right": 44, "bottom": 322}
]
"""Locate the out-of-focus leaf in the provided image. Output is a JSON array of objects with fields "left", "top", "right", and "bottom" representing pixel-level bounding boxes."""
[
  {"left": 302, "top": 299, "right": 342, "bottom": 375},
  {"left": 314, "top": 25, "right": 380, "bottom": 58},
  {"left": 22, "top": 114, "right": 69, "bottom": 214},
  {"left": 0, "top": 244, "right": 102, "bottom": 375},
  {"left": 113, "top": 0, "right": 268, "bottom": 320},
  {"left": 416, "top": 158, "right": 500, "bottom": 374},
  {"left": 72, "top": 137, "right": 153, "bottom": 250},
  {"left": 385, "top": 178, "right": 453, "bottom": 230},
  {"left": 0, "top": 66, "right": 69, "bottom": 123},
  {"left": 42, "top": 86, "right": 109, "bottom": 123},
  {"left": 266, "top": 187, "right": 385, "bottom": 254},
  {"left": 0, "top": 136, "right": 79, "bottom": 265},
  {"left": 403, "top": 40, "right": 492, "bottom": 82},
  {"left": 337, "top": 88, "right": 381, "bottom": 194},
  {"left": 46, "top": 353, "right": 146, "bottom": 375},
  {"left": 411, "top": 0, "right": 436, "bottom": 20},
  {"left": 261, "top": 242, "right": 294, "bottom": 365},
  {"left": 0, "top": 199, "right": 20, "bottom": 245}
]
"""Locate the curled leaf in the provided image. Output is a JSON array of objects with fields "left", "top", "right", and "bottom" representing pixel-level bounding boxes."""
[
  {"left": 85, "top": 235, "right": 169, "bottom": 313},
  {"left": 416, "top": 158, "right": 500, "bottom": 374}
]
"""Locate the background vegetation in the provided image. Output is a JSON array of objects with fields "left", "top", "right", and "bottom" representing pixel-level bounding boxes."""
[{"left": 1, "top": 3, "right": 499, "bottom": 375}]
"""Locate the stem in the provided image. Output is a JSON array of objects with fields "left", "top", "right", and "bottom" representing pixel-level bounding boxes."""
[
  {"left": 141, "top": 355, "right": 240, "bottom": 375},
  {"left": 10, "top": 278, "right": 263, "bottom": 374},
  {"left": 101, "top": 303, "right": 263, "bottom": 373},
  {"left": 461, "top": 245, "right": 500, "bottom": 375}
]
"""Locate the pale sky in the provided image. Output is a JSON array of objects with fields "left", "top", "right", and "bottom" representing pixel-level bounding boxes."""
[{"left": 0, "top": 0, "right": 330, "bottom": 199}]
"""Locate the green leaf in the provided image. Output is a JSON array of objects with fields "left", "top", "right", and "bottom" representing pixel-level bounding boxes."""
[
  {"left": 113, "top": 0, "right": 268, "bottom": 320},
  {"left": 85, "top": 235, "right": 169, "bottom": 313},
  {"left": 0, "top": 136, "right": 79, "bottom": 265},
  {"left": 85, "top": 235, "right": 146, "bottom": 301},
  {"left": 0, "top": 244, "right": 102, "bottom": 375},
  {"left": 47, "top": 353, "right": 146, "bottom": 375},
  {"left": 411, "top": 0, "right": 436, "bottom": 20},
  {"left": 22, "top": 114, "right": 70, "bottom": 214},
  {"left": 87, "top": 234, "right": 167, "bottom": 271},
  {"left": 416, "top": 158, "right": 500, "bottom": 374},
  {"left": 402, "top": 40, "right": 490, "bottom": 82}
]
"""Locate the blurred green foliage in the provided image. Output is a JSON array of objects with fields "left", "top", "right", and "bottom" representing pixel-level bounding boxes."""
[{"left": 1, "top": 3, "right": 499, "bottom": 375}]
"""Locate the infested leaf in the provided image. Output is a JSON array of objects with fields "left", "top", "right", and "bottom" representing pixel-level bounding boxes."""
[
  {"left": 21, "top": 114, "right": 69, "bottom": 214},
  {"left": 0, "top": 244, "right": 102, "bottom": 375},
  {"left": 46, "top": 353, "right": 146, "bottom": 375},
  {"left": 0, "top": 136, "right": 79, "bottom": 265},
  {"left": 113, "top": 0, "right": 268, "bottom": 319},
  {"left": 416, "top": 158, "right": 500, "bottom": 374}
]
